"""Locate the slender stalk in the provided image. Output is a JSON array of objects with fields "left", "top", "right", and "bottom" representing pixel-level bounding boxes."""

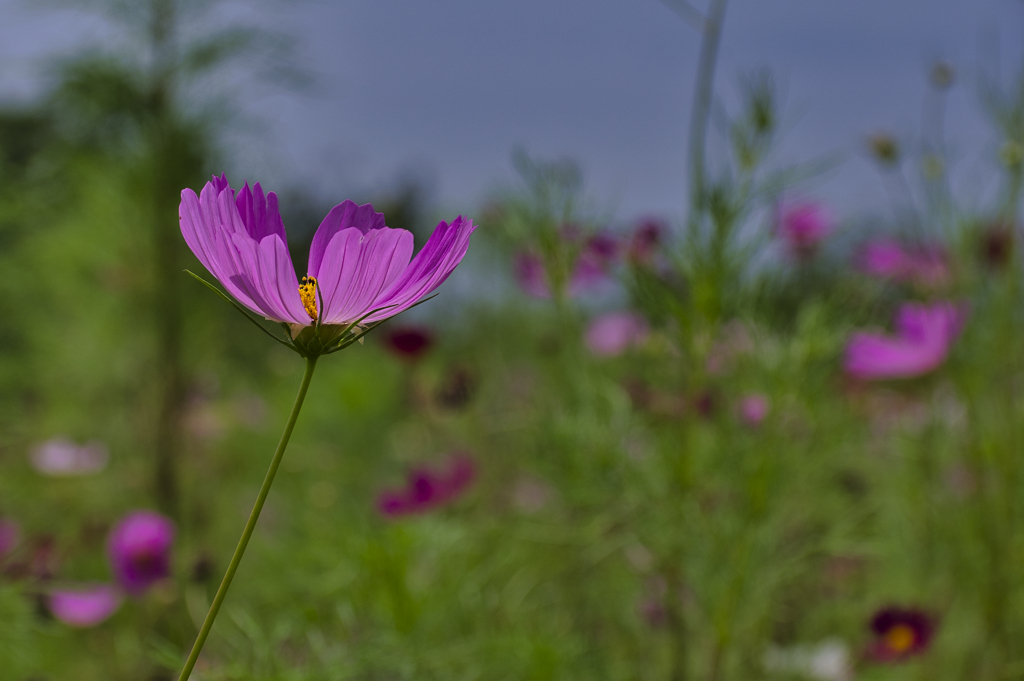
[
  {"left": 177, "top": 356, "right": 319, "bottom": 681},
  {"left": 686, "top": 0, "right": 729, "bottom": 217}
]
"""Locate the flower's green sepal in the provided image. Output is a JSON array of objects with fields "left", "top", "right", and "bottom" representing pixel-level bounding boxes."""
[{"left": 288, "top": 323, "right": 364, "bottom": 358}]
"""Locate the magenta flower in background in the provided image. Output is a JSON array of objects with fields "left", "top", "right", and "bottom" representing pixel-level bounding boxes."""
[
  {"left": 107, "top": 511, "right": 175, "bottom": 595},
  {"left": 857, "top": 238, "right": 950, "bottom": 288},
  {"left": 513, "top": 252, "right": 552, "bottom": 298},
  {"left": 584, "top": 232, "right": 620, "bottom": 267},
  {"left": 738, "top": 394, "right": 770, "bottom": 426},
  {"left": 383, "top": 325, "right": 434, "bottom": 361},
  {"left": 179, "top": 175, "right": 475, "bottom": 338},
  {"left": 866, "top": 607, "right": 935, "bottom": 662},
  {"left": 377, "top": 454, "right": 476, "bottom": 517},
  {"left": 777, "top": 202, "right": 833, "bottom": 258},
  {"left": 513, "top": 230, "right": 619, "bottom": 299},
  {"left": 30, "top": 438, "right": 109, "bottom": 476},
  {"left": 514, "top": 250, "right": 613, "bottom": 299},
  {"left": 0, "top": 518, "right": 19, "bottom": 560},
  {"left": 585, "top": 312, "right": 649, "bottom": 357},
  {"left": 48, "top": 584, "right": 122, "bottom": 628},
  {"left": 845, "top": 301, "right": 965, "bottom": 381}
]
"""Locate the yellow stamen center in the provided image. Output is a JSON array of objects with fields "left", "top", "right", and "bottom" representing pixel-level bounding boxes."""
[
  {"left": 299, "top": 275, "right": 318, "bottom": 321},
  {"left": 884, "top": 624, "right": 916, "bottom": 653}
]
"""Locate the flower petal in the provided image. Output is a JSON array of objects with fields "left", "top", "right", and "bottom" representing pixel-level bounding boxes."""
[
  {"left": 234, "top": 182, "right": 287, "bottom": 242},
  {"left": 316, "top": 227, "right": 414, "bottom": 324},
  {"left": 363, "top": 216, "right": 476, "bottom": 323},
  {"left": 180, "top": 175, "right": 307, "bottom": 324},
  {"left": 228, "top": 232, "right": 308, "bottom": 324},
  {"left": 308, "top": 201, "right": 386, "bottom": 278}
]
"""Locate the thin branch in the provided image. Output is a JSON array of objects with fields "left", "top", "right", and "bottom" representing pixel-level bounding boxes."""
[
  {"left": 687, "top": 0, "right": 729, "bottom": 218},
  {"left": 658, "top": 0, "right": 706, "bottom": 30}
]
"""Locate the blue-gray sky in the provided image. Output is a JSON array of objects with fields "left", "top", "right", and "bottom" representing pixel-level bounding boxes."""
[{"left": 2, "top": 0, "right": 1024, "bottom": 223}]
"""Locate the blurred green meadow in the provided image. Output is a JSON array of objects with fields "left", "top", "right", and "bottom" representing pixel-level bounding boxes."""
[{"left": 3, "top": 1, "right": 1024, "bottom": 680}]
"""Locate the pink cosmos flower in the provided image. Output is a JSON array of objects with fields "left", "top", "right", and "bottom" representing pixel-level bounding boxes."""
[
  {"left": 585, "top": 312, "right": 649, "bottom": 357},
  {"left": 856, "top": 239, "right": 950, "bottom": 288},
  {"left": 738, "top": 394, "right": 770, "bottom": 426},
  {"left": 377, "top": 454, "right": 476, "bottom": 517},
  {"left": 107, "top": 511, "right": 175, "bottom": 596},
  {"left": 48, "top": 584, "right": 122, "bottom": 628},
  {"left": 0, "top": 518, "right": 19, "bottom": 560},
  {"left": 179, "top": 175, "right": 475, "bottom": 349},
  {"left": 30, "top": 437, "right": 109, "bottom": 476},
  {"left": 845, "top": 301, "right": 965, "bottom": 381},
  {"left": 777, "top": 202, "right": 833, "bottom": 258}
]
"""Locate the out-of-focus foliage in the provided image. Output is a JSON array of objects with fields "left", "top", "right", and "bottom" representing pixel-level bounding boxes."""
[{"left": 4, "top": 2, "right": 1024, "bottom": 681}]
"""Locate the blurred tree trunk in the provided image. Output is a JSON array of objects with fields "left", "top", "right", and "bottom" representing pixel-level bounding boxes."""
[{"left": 149, "top": 0, "right": 185, "bottom": 520}]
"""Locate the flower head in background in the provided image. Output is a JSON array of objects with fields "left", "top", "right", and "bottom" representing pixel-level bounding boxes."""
[
  {"left": 856, "top": 239, "right": 950, "bottom": 288},
  {"left": 979, "top": 221, "right": 1015, "bottom": 269},
  {"left": 48, "top": 584, "right": 122, "bottom": 628},
  {"left": 628, "top": 218, "right": 665, "bottom": 264},
  {"left": 383, "top": 325, "right": 434, "bottom": 361},
  {"left": 30, "top": 438, "right": 109, "bottom": 476},
  {"left": 107, "top": 511, "right": 175, "bottom": 595},
  {"left": 777, "top": 202, "right": 833, "bottom": 259},
  {"left": 583, "top": 232, "right": 620, "bottom": 268},
  {"left": 0, "top": 518, "right": 19, "bottom": 561},
  {"left": 377, "top": 454, "right": 476, "bottom": 517},
  {"left": 585, "top": 312, "right": 649, "bottom": 357},
  {"left": 738, "top": 394, "right": 770, "bottom": 426},
  {"left": 866, "top": 607, "right": 935, "bottom": 662},
  {"left": 763, "top": 638, "right": 852, "bottom": 681},
  {"left": 845, "top": 301, "right": 965, "bottom": 381},
  {"left": 868, "top": 132, "right": 901, "bottom": 166},
  {"left": 179, "top": 175, "right": 475, "bottom": 356},
  {"left": 513, "top": 228, "right": 619, "bottom": 299}
]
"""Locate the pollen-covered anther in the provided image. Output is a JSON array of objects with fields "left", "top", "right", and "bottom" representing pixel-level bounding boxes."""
[{"left": 298, "top": 276, "right": 318, "bottom": 321}]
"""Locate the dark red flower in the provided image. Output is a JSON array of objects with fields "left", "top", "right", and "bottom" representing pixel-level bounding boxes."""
[
  {"left": 866, "top": 607, "right": 935, "bottom": 662},
  {"left": 377, "top": 454, "right": 476, "bottom": 517},
  {"left": 383, "top": 325, "right": 434, "bottom": 361},
  {"left": 980, "top": 222, "right": 1015, "bottom": 269},
  {"left": 628, "top": 218, "right": 665, "bottom": 263}
]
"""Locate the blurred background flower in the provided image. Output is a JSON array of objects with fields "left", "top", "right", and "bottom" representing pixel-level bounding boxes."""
[
  {"left": 382, "top": 325, "right": 434, "bottom": 362},
  {"left": 738, "top": 393, "right": 770, "bottom": 426},
  {"left": 777, "top": 202, "right": 833, "bottom": 259},
  {"left": 866, "top": 607, "right": 935, "bottom": 662},
  {"left": 377, "top": 454, "right": 476, "bottom": 516},
  {"left": 47, "top": 584, "right": 122, "bottom": 628},
  {"left": 845, "top": 301, "right": 965, "bottom": 380},
  {"left": 585, "top": 311, "right": 649, "bottom": 357},
  {"left": 29, "top": 438, "right": 109, "bottom": 476},
  {"left": 107, "top": 511, "right": 174, "bottom": 596}
]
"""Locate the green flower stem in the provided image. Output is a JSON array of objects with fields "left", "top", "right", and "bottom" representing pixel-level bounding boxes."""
[{"left": 177, "top": 355, "right": 319, "bottom": 681}]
